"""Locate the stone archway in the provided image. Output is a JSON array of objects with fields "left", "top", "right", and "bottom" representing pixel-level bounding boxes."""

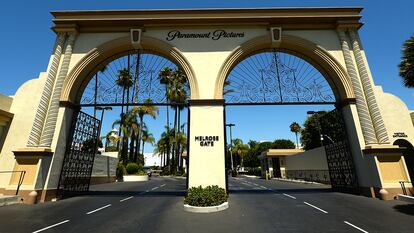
[
  {"left": 61, "top": 35, "right": 199, "bottom": 106},
  {"left": 44, "top": 35, "right": 199, "bottom": 198},
  {"left": 393, "top": 139, "right": 414, "bottom": 182},
  {"left": 214, "top": 34, "right": 354, "bottom": 103},
  {"left": 214, "top": 35, "right": 360, "bottom": 193}
]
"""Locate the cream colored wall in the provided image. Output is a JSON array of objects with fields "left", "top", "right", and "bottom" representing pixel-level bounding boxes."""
[
  {"left": 285, "top": 147, "right": 328, "bottom": 170},
  {"left": 0, "top": 74, "right": 47, "bottom": 189},
  {"left": 69, "top": 32, "right": 129, "bottom": 72},
  {"left": 188, "top": 105, "right": 225, "bottom": 189},
  {"left": 375, "top": 86, "right": 414, "bottom": 146},
  {"left": 0, "top": 93, "right": 13, "bottom": 112},
  {"left": 285, "top": 30, "right": 346, "bottom": 68}
]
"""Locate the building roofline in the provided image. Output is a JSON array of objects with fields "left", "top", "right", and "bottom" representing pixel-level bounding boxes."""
[{"left": 51, "top": 7, "right": 364, "bottom": 33}]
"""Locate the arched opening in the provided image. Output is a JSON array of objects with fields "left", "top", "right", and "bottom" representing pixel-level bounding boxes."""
[
  {"left": 58, "top": 50, "right": 191, "bottom": 196},
  {"left": 393, "top": 139, "right": 414, "bottom": 182},
  {"left": 221, "top": 47, "right": 358, "bottom": 194}
]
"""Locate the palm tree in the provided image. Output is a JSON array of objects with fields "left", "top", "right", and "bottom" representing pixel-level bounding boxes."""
[
  {"left": 232, "top": 139, "right": 249, "bottom": 168},
  {"left": 159, "top": 67, "right": 173, "bottom": 132},
  {"left": 112, "top": 112, "right": 136, "bottom": 163},
  {"left": 173, "top": 131, "right": 187, "bottom": 168},
  {"left": 132, "top": 98, "right": 159, "bottom": 164},
  {"left": 289, "top": 122, "right": 301, "bottom": 149},
  {"left": 399, "top": 35, "right": 414, "bottom": 87},
  {"left": 141, "top": 129, "right": 155, "bottom": 156},
  {"left": 115, "top": 68, "right": 134, "bottom": 164},
  {"left": 167, "top": 69, "right": 188, "bottom": 171}
]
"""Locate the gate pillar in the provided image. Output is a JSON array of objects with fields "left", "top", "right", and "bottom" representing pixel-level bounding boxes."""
[
  {"left": 188, "top": 100, "right": 226, "bottom": 190},
  {"left": 340, "top": 101, "right": 413, "bottom": 198}
]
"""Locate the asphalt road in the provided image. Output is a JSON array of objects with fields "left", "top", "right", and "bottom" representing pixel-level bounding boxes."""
[{"left": 0, "top": 176, "right": 413, "bottom": 233}]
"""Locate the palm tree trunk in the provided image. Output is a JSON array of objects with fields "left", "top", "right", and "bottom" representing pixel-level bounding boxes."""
[
  {"left": 142, "top": 139, "right": 145, "bottom": 156},
  {"left": 119, "top": 88, "right": 126, "bottom": 165},
  {"left": 172, "top": 106, "right": 178, "bottom": 171},
  {"left": 295, "top": 132, "right": 298, "bottom": 149},
  {"left": 135, "top": 115, "right": 143, "bottom": 164},
  {"left": 176, "top": 108, "right": 181, "bottom": 169},
  {"left": 129, "top": 133, "right": 135, "bottom": 162}
]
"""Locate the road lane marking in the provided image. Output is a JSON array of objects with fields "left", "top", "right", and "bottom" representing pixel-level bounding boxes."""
[
  {"left": 259, "top": 185, "right": 268, "bottom": 189},
  {"left": 151, "top": 186, "right": 159, "bottom": 191},
  {"left": 86, "top": 204, "right": 111, "bottom": 215},
  {"left": 303, "top": 202, "right": 328, "bottom": 213},
  {"left": 32, "top": 220, "right": 70, "bottom": 233},
  {"left": 344, "top": 221, "right": 369, "bottom": 233},
  {"left": 145, "top": 190, "right": 150, "bottom": 192},
  {"left": 283, "top": 193, "right": 296, "bottom": 199},
  {"left": 160, "top": 184, "right": 166, "bottom": 187},
  {"left": 120, "top": 196, "right": 133, "bottom": 202}
]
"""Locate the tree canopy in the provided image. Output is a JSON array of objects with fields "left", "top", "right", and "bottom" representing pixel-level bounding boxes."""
[
  {"left": 301, "top": 110, "right": 345, "bottom": 150},
  {"left": 399, "top": 34, "right": 414, "bottom": 87}
]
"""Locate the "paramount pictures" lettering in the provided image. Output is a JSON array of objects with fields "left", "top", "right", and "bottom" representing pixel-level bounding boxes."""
[{"left": 166, "top": 30, "right": 244, "bottom": 41}]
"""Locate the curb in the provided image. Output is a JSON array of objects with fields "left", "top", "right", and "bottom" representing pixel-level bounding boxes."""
[
  {"left": 396, "top": 194, "right": 414, "bottom": 203},
  {"left": 183, "top": 202, "right": 229, "bottom": 213},
  {"left": 273, "top": 178, "right": 326, "bottom": 185}
]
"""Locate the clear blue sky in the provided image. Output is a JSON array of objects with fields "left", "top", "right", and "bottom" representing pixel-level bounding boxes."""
[{"left": 1, "top": 0, "right": 413, "bottom": 153}]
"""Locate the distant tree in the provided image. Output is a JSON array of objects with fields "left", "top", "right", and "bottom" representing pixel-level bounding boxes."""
[
  {"left": 301, "top": 110, "right": 345, "bottom": 150},
  {"left": 82, "top": 138, "right": 103, "bottom": 153},
  {"left": 399, "top": 34, "right": 414, "bottom": 87},
  {"left": 289, "top": 122, "right": 301, "bottom": 148},
  {"left": 272, "top": 139, "right": 295, "bottom": 149},
  {"left": 232, "top": 139, "right": 249, "bottom": 167}
]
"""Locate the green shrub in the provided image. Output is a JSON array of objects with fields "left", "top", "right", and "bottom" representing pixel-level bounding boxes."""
[
  {"left": 184, "top": 185, "right": 227, "bottom": 207},
  {"left": 160, "top": 166, "right": 171, "bottom": 176},
  {"left": 246, "top": 167, "right": 262, "bottom": 176},
  {"left": 125, "top": 163, "right": 143, "bottom": 175},
  {"left": 116, "top": 162, "right": 126, "bottom": 180}
]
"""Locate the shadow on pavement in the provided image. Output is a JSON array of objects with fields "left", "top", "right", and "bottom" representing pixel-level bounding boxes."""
[
  {"left": 393, "top": 204, "right": 414, "bottom": 216},
  {"left": 229, "top": 188, "right": 332, "bottom": 194},
  {"left": 61, "top": 190, "right": 186, "bottom": 199}
]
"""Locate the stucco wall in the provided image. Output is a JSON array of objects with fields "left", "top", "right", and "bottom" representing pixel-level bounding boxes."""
[
  {"left": 285, "top": 147, "right": 328, "bottom": 170},
  {"left": 0, "top": 93, "right": 13, "bottom": 112},
  {"left": 92, "top": 154, "right": 118, "bottom": 177},
  {"left": 0, "top": 74, "right": 47, "bottom": 189},
  {"left": 375, "top": 86, "right": 414, "bottom": 146}
]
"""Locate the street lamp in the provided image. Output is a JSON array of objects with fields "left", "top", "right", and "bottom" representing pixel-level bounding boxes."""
[
  {"left": 95, "top": 106, "right": 113, "bottom": 139},
  {"left": 226, "top": 123, "right": 236, "bottom": 171}
]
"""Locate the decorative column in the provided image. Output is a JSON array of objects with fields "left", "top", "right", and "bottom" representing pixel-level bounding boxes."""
[
  {"left": 349, "top": 30, "right": 389, "bottom": 144},
  {"left": 337, "top": 29, "right": 377, "bottom": 145},
  {"left": 40, "top": 32, "right": 77, "bottom": 147},
  {"left": 27, "top": 33, "right": 66, "bottom": 147},
  {"left": 188, "top": 100, "right": 226, "bottom": 190}
]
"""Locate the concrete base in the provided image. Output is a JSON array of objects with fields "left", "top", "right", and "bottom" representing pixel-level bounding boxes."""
[
  {"left": 396, "top": 194, "right": 414, "bottom": 203},
  {"left": 183, "top": 202, "right": 229, "bottom": 213},
  {"left": 0, "top": 195, "right": 20, "bottom": 207},
  {"left": 360, "top": 186, "right": 413, "bottom": 200},
  {"left": 90, "top": 176, "right": 116, "bottom": 185},
  {"left": 123, "top": 175, "right": 149, "bottom": 182}
]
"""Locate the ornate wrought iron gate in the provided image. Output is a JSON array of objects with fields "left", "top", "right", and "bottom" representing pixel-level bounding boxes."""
[
  {"left": 224, "top": 50, "right": 359, "bottom": 193},
  {"left": 57, "top": 111, "right": 100, "bottom": 196},
  {"left": 320, "top": 109, "right": 358, "bottom": 193}
]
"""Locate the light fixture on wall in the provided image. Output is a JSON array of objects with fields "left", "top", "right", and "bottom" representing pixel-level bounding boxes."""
[
  {"left": 130, "top": 29, "right": 142, "bottom": 45},
  {"left": 270, "top": 27, "right": 282, "bottom": 44}
]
